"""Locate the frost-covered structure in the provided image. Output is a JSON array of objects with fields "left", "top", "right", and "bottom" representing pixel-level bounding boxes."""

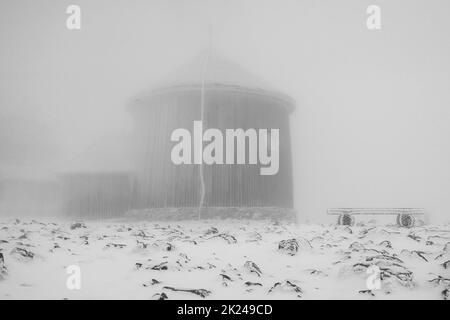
[{"left": 63, "top": 52, "right": 296, "bottom": 219}]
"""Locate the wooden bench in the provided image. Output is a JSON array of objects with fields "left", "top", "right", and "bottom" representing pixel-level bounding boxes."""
[{"left": 327, "top": 208, "right": 425, "bottom": 228}]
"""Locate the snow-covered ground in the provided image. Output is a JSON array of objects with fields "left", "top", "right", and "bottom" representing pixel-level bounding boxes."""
[{"left": 0, "top": 218, "right": 449, "bottom": 300}]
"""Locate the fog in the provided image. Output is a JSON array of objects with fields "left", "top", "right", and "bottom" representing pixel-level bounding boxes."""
[{"left": 1, "top": 0, "right": 449, "bottom": 222}]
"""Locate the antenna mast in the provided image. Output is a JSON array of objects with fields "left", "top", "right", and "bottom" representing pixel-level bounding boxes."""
[{"left": 198, "top": 25, "right": 213, "bottom": 219}]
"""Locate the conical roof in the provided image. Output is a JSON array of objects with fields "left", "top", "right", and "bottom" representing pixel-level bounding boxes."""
[{"left": 156, "top": 50, "right": 278, "bottom": 91}]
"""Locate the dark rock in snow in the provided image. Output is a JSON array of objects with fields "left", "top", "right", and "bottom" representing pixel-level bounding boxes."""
[
  {"left": 150, "top": 262, "right": 168, "bottom": 271},
  {"left": 0, "top": 252, "right": 7, "bottom": 279},
  {"left": 359, "top": 290, "right": 375, "bottom": 297},
  {"left": 429, "top": 275, "right": 450, "bottom": 286},
  {"left": 135, "top": 240, "right": 149, "bottom": 249},
  {"left": 442, "top": 287, "right": 450, "bottom": 300},
  {"left": 244, "top": 261, "right": 262, "bottom": 277},
  {"left": 152, "top": 292, "right": 169, "bottom": 300},
  {"left": 382, "top": 270, "right": 414, "bottom": 287},
  {"left": 204, "top": 227, "right": 219, "bottom": 235},
  {"left": 219, "top": 273, "right": 233, "bottom": 282},
  {"left": 352, "top": 263, "right": 371, "bottom": 273},
  {"left": 105, "top": 243, "right": 127, "bottom": 249},
  {"left": 340, "top": 226, "right": 353, "bottom": 234},
  {"left": 349, "top": 242, "right": 365, "bottom": 252},
  {"left": 401, "top": 250, "right": 429, "bottom": 262},
  {"left": 178, "top": 253, "right": 190, "bottom": 263},
  {"left": 278, "top": 239, "right": 299, "bottom": 255},
  {"left": 268, "top": 280, "right": 303, "bottom": 298},
  {"left": 10, "top": 247, "right": 34, "bottom": 260},
  {"left": 162, "top": 242, "right": 175, "bottom": 251},
  {"left": 279, "top": 238, "right": 312, "bottom": 255},
  {"left": 366, "top": 254, "right": 403, "bottom": 264},
  {"left": 163, "top": 286, "right": 211, "bottom": 298},
  {"left": 410, "top": 251, "right": 429, "bottom": 262},
  {"left": 134, "top": 230, "right": 147, "bottom": 238},
  {"left": 209, "top": 233, "right": 237, "bottom": 244},
  {"left": 407, "top": 233, "right": 421, "bottom": 242},
  {"left": 246, "top": 232, "right": 262, "bottom": 242},
  {"left": 379, "top": 240, "right": 392, "bottom": 249},
  {"left": 244, "top": 281, "right": 262, "bottom": 287},
  {"left": 443, "top": 242, "right": 450, "bottom": 253},
  {"left": 143, "top": 279, "right": 161, "bottom": 287},
  {"left": 18, "top": 233, "right": 28, "bottom": 240},
  {"left": 70, "top": 222, "right": 86, "bottom": 230},
  {"left": 305, "top": 269, "right": 327, "bottom": 276}
]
